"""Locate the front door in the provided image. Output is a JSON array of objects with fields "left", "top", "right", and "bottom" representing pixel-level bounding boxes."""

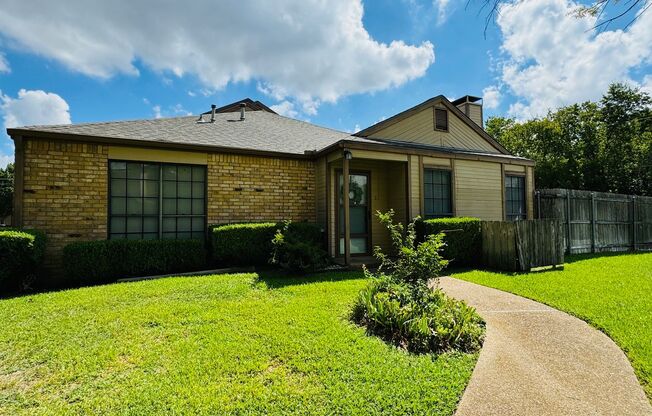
[{"left": 338, "top": 172, "right": 370, "bottom": 255}]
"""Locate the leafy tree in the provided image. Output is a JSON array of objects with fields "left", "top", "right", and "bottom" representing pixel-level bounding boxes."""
[
  {"left": 475, "top": 0, "right": 650, "bottom": 35},
  {"left": 600, "top": 83, "right": 652, "bottom": 195},
  {"left": 0, "top": 163, "right": 13, "bottom": 221},
  {"left": 488, "top": 83, "right": 652, "bottom": 196}
]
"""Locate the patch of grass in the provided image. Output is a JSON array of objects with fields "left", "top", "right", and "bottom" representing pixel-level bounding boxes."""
[
  {"left": 0, "top": 271, "right": 478, "bottom": 415},
  {"left": 454, "top": 252, "right": 652, "bottom": 400}
]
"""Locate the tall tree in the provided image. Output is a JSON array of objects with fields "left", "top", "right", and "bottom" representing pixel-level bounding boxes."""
[
  {"left": 600, "top": 83, "right": 652, "bottom": 194},
  {"left": 0, "top": 163, "right": 14, "bottom": 221},
  {"left": 488, "top": 83, "right": 652, "bottom": 196}
]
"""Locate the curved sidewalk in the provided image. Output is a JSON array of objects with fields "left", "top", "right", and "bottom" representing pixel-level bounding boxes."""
[{"left": 439, "top": 277, "right": 652, "bottom": 416}]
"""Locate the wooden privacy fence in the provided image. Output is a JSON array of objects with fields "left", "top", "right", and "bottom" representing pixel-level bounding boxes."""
[
  {"left": 536, "top": 189, "right": 652, "bottom": 254},
  {"left": 482, "top": 220, "right": 564, "bottom": 272}
]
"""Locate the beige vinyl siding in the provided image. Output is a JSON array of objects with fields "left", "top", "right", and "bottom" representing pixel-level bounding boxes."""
[
  {"left": 423, "top": 156, "right": 451, "bottom": 168},
  {"left": 409, "top": 155, "right": 421, "bottom": 218},
  {"left": 454, "top": 160, "right": 503, "bottom": 220},
  {"left": 504, "top": 164, "right": 526, "bottom": 173},
  {"left": 467, "top": 103, "right": 483, "bottom": 127},
  {"left": 387, "top": 163, "right": 407, "bottom": 227},
  {"left": 108, "top": 146, "right": 207, "bottom": 165},
  {"left": 368, "top": 106, "right": 499, "bottom": 154}
]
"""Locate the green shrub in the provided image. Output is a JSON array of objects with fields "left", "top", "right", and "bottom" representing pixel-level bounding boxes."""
[
  {"left": 0, "top": 228, "right": 46, "bottom": 292},
  {"left": 416, "top": 217, "right": 482, "bottom": 266},
  {"left": 211, "top": 221, "right": 324, "bottom": 266},
  {"left": 270, "top": 221, "right": 330, "bottom": 273},
  {"left": 351, "top": 276, "right": 485, "bottom": 354},
  {"left": 211, "top": 223, "right": 277, "bottom": 266},
  {"left": 352, "top": 210, "right": 485, "bottom": 354},
  {"left": 63, "top": 239, "right": 206, "bottom": 284},
  {"left": 374, "top": 210, "right": 449, "bottom": 288}
]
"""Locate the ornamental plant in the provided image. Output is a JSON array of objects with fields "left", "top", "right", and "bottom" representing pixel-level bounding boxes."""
[{"left": 352, "top": 210, "right": 485, "bottom": 354}]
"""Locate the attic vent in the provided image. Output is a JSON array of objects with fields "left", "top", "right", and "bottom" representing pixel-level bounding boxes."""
[
  {"left": 240, "top": 103, "right": 246, "bottom": 121},
  {"left": 434, "top": 108, "right": 448, "bottom": 132}
]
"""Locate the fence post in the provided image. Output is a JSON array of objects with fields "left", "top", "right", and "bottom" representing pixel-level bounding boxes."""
[
  {"left": 536, "top": 191, "right": 541, "bottom": 219},
  {"left": 566, "top": 191, "right": 572, "bottom": 254},
  {"left": 632, "top": 196, "right": 637, "bottom": 251},
  {"left": 591, "top": 192, "right": 597, "bottom": 253}
]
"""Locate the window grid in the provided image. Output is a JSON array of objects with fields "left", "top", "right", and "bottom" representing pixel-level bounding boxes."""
[
  {"left": 424, "top": 168, "right": 453, "bottom": 219},
  {"left": 505, "top": 175, "right": 526, "bottom": 221},
  {"left": 109, "top": 161, "right": 206, "bottom": 240}
]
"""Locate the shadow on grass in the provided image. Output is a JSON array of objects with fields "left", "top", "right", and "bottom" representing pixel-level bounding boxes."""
[
  {"left": 447, "top": 263, "right": 566, "bottom": 278},
  {"left": 256, "top": 268, "right": 366, "bottom": 289}
]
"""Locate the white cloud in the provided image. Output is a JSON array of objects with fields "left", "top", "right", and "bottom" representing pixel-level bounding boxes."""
[
  {"left": 482, "top": 85, "right": 501, "bottom": 110},
  {"left": 492, "top": 0, "right": 652, "bottom": 119},
  {"left": 433, "top": 0, "right": 451, "bottom": 26},
  {"left": 151, "top": 103, "right": 191, "bottom": 119},
  {"left": 1, "top": 89, "right": 71, "bottom": 129},
  {"left": 0, "top": 1, "right": 435, "bottom": 114},
  {"left": 270, "top": 100, "right": 299, "bottom": 118},
  {"left": 641, "top": 75, "right": 652, "bottom": 96},
  {"left": 0, "top": 53, "right": 9, "bottom": 73},
  {"left": 0, "top": 153, "right": 12, "bottom": 168},
  {"left": 0, "top": 88, "right": 71, "bottom": 168}
]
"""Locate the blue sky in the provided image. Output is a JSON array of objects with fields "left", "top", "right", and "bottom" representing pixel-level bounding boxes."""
[{"left": 0, "top": 0, "right": 651, "bottom": 168}]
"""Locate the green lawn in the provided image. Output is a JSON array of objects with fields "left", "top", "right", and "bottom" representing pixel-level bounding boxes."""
[
  {"left": 0, "top": 272, "right": 477, "bottom": 415},
  {"left": 454, "top": 252, "right": 652, "bottom": 400}
]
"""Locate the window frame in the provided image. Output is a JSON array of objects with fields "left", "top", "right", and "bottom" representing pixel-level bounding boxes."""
[
  {"left": 422, "top": 167, "right": 454, "bottom": 219},
  {"left": 504, "top": 174, "right": 527, "bottom": 221},
  {"left": 434, "top": 107, "right": 449, "bottom": 132},
  {"left": 108, "top": 160, "right": 207, "bottom": 240}
]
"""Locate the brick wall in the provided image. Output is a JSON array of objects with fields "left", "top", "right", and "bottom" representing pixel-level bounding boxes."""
[
  {"left": 19, "top": 139, "right": 317, "bottom": 275},
  {"left": 22, "top": 139, "right": 109, "bottom": 274},
  {"left": 207, "top": 153, "right": 316, "bottom": 224}
]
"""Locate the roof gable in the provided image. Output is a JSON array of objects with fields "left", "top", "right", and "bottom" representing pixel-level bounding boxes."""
[{"left": 355, "top": 96, "right": 508, "bottom": 154}]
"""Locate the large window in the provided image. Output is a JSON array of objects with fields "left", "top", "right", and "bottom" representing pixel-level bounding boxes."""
[
  {"left": 109, "top": 161, "right": 206, "bottom": 240},
  {"left": 423, "top": 168, "right": 452, "bottom": 218},
  {"left": 505, "top": 175, "right": 526, "bottom": 221}
]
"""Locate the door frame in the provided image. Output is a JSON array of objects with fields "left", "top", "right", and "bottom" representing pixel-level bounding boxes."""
[{"left": 335, "top": 169, "right": 372, "bottom": 256}]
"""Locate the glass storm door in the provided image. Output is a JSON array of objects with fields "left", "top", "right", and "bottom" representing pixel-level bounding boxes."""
[{"left": 338, "top": 172, "right": 370, "bottom": 255}]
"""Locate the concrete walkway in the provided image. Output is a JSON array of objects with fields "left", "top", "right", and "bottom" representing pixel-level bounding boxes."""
[{"left": 439, "top": 277, "right": 652, "bottom": 416}]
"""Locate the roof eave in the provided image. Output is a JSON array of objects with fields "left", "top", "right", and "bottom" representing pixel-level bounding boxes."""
[
  {"left": 6, "top": 128, "right": 313, "bottom": 160},
  {"left": 316, "top": 138, "right": 534, "bottom": 166}
]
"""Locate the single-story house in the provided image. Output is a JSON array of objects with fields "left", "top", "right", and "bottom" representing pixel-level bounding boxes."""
[{"left": 8, "top": 95, "right": 534, "bottom": 272}]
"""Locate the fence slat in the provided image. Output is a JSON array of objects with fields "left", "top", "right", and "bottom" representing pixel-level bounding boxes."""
[
  {"left": 482, "top": 220, "right": 563, "bottom": 271},
  {"left": 538, "top": 189, "right": 652, "bottom": 254}
]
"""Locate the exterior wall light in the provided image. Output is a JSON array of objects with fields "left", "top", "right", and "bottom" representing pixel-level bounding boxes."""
[{"left": 343, "top": 149, "right": 353, "bottom": 160}]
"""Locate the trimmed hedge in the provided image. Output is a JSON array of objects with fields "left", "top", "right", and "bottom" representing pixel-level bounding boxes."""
[
  {"left": 0, "top": 228, "right": 46, "bottom": 292},
  {"left": 211, "top": 222, "right": 324, "bottom": 266},
  {"left": 63, "top": 239, "right": 207, "bottom": 284},
  {"left": 416, "top": 217, "right": 482, "bottom": 266}
]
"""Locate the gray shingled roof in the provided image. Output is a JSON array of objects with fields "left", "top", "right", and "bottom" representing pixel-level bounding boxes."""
[
  {"left": 10, "top": 108, "right": 531, "bottom": 163},
  {"left": 12, "top": 110, "right": 374, "bottom": 155}
]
